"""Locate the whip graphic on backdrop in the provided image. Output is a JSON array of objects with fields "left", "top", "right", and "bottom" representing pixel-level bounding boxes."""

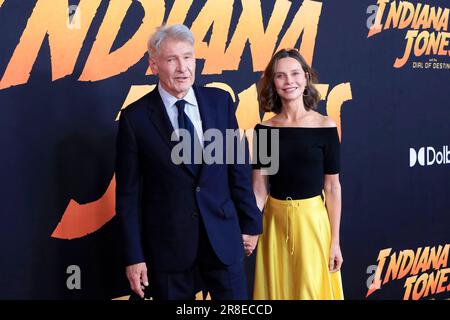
[{"left": 410, "top": 146, "right": 450, "bottom": 167}]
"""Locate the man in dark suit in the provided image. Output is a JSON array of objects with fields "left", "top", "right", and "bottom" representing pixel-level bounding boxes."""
[{"left": 115, "top": 24, "right": 262, "bottom": 300}]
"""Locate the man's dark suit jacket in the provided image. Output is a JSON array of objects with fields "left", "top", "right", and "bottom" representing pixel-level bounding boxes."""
[{"left": 115, "top": 85, "right": 262, "bottom": 272}]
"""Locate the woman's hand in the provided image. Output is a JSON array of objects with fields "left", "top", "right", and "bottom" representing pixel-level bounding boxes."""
[{"left": 329, "top": 243, "right": 343, "bottom": 272}]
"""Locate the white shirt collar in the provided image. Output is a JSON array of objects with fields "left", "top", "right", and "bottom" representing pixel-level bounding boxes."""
[{"left": 158, "top": 83, "right": 198, "bottom": 108}]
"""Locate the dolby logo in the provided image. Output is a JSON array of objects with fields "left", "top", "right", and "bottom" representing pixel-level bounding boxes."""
[{"left": 409, "top": 146, "right": 450, "bottom": 167}]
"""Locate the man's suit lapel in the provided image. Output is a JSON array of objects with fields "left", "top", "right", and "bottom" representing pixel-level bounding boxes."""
[
  {"left": 193, "top": 85, "right": 218, "bottom": 184},
  {"left": 145, "top": 88, "right": 196, "bottom": 178},
  {"left": 145, "top": 85, "right": 219, "bottom": 181},
  {"left": 145, "top": 89, "right": 177, "bottom": 150},
  {"left": 193, "top": 86, "right": 216, "bottom": 136}
]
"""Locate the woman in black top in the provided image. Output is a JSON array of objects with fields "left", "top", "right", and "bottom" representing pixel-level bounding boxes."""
[{"left": 252, "top": 49, "right": 344, "bottom": 300}]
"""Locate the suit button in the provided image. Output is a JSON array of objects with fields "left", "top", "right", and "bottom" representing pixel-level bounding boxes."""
[
  {"left": 196, "top": 187, "right": 201, "bottom": 193},
  {"left": 192, "top": 212, "right": 199, "bottom": 218}
]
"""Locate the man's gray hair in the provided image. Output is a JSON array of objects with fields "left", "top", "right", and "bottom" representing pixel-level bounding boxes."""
[{"left": 147, "top": 24, "right": 195, "bottom": 58}]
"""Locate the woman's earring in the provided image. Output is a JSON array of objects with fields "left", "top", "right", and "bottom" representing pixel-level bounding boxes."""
[{"left": 303, "top": 86, "right": 310, "bottom": 96}]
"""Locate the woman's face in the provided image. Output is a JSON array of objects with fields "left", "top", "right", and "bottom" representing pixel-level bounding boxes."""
[{"left": 273, "top": 57, "right": 307, "bottom": 103}]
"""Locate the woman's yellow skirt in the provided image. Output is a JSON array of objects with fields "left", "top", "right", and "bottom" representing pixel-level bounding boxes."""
[{"left": 253, "top": 195, "right": 344, "bottom": 300}]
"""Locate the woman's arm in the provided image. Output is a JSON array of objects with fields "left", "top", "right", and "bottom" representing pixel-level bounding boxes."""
[
  {"left": 252, "top": 170, "right": 269, "bottom": 212},
  {"left": 324, "top": 173, "right": 343, "bottom": 272}
]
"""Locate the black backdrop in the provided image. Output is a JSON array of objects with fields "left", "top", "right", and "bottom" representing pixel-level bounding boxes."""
[{"left": 0, "top": 0, "right": 449, "bottom": 299}]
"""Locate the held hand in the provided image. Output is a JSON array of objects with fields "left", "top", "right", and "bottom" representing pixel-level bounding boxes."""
[
  {"left": 242, "top": 234, "right": 259, "bottom": 256},
  {"left": 329, "top": 243, "right": 343, "bottom": 273},
  {"left": 126, "top": 262, "right": 148, "bottom": 298}
]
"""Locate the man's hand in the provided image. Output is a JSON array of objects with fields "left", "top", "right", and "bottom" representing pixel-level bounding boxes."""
[
  {"left": 242, "top": 234, "right": 259, "bottom": 256},
  {"left": 126, "top": 262, "right": 148, "bottom": 298}
]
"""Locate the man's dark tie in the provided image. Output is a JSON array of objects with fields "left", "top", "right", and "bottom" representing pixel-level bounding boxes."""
[{"left": 175, "top": 99, "right": 201, "bottom": 176}]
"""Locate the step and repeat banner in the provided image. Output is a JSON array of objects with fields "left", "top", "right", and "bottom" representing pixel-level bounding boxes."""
[{"left": 0, "top": 0, "right": 449, "bottom": 299}]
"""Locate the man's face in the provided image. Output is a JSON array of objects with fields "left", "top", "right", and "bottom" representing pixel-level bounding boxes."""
[{"left": 149, "top": 38, "right": 196, "bottom": 99}]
